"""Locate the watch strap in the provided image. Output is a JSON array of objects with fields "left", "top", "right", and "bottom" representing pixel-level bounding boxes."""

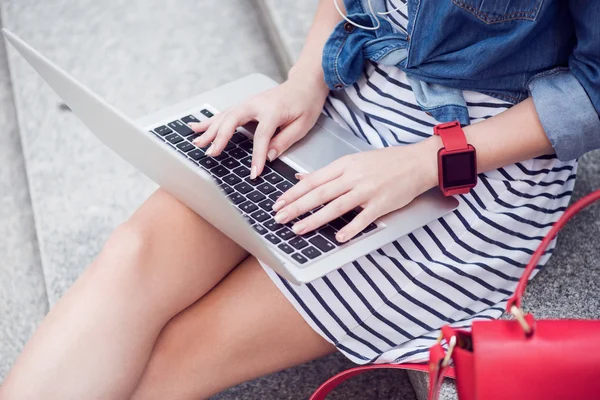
[{"left": 433, "top": 121, "right": 468, "bottom": 151}]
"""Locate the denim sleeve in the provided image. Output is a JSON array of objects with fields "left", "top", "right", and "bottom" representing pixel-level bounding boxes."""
[{"left": 527, "top": 1, "right": 600, "bottom": 161}]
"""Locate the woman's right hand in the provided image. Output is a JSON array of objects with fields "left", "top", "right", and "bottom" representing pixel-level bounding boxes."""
[{"left": 189, "top": 72, "right": 330, "bottom": 179}]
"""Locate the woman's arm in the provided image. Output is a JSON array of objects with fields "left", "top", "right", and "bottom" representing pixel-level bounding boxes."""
[
  {"left": 190, "top": 0, "right": 341, "bottom": 177},
  {"left": 273, "top": 98, "right": 555, "bottom": 242},
  {"left": 419, "top": 97, "right": 554, "bottom": 190}
]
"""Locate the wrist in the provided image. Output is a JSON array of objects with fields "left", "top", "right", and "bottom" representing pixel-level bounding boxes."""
[
  {"left": 415, "top": 135, "right": 443, "bottom": 192},
  {"left": 288, "top": 62, "right": 329, "bottom": 100}
]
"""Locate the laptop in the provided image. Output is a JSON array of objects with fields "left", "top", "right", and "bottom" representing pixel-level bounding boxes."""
[{"left": 2, "top": 28, "right": 458, "bottom": 284}]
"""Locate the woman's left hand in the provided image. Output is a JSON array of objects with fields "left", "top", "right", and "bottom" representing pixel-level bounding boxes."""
[{"left": 272, "top": 139, "right": 440, "bottom": 243}]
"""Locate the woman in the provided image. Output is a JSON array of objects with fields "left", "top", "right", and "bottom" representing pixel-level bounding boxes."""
[{"left": 2, "top": 0, "right": 598, "bottom": 398}]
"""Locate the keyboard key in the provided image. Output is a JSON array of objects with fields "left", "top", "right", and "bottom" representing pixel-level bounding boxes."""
[
  {"left": 199, "top": 158, "right": 218, "bottom": 169},
  {"left": 200, "top": 109, "right": 214, "bottom": 118},
  {"left": 253, "top": 224, "right": 267, "bottom": 235},
  {"left": 235, "top": 182, "right": 254, "bottom": 194},
  {"left": 251, "top": 210, "right": 269, "bottom": 222},
  {"left": 219, "top": 184, "right": 234, "bottom": 195},
  {"left": 221, "top": 158, "right": 240, "bottom": 169},
  {"left": 188, "top": 149, "right": 205, "bottom": 160},
  {"left": 264, "top": 218, "right": 283, "bottom": 231},
  {"left": 278, "top": 243, "right": 294, "bottom": 254},
  {"left": 187, "top": 133, "right": 200, "bottom": 142},
  {"left": 176, "top": 141, "right": 194, "bottom": 152},
  {"left": 224, "top": 142, "right": 236, "bottom": 151},
  {"left": 154, "top": 125, "right": 173, "bottom": 136},
  {"left": 213, "top": 152, "right": 229, "bottom": 161},
  {"left": 165, "top": 133, "right": 183, "bottom": 144},
  {"left": 341, "top": 209, "right": 360, "bottom": 223},
  {"left": 268, "top": 191, "right": 283, "bottom": 201},
  {"left": 241, "top": 156, "right": 253, "bottom": 168},
  {"left": 319, "top": 226, "right": 342, "bottom": 245},
  {"left": 362, "top": 223, "right": 377, "bottom": 233},
  {"left": 265, "top": 233, "right": 281, "bottom": 244},
  {"left": 229, "top": 147, "right": 248, "bottom": 159},
  {"left": 263, "top": 173, "right": 283, "bottom": 185},
  {"left": 267, "top": 159, "right": 299, "bottom": 183},
  {"left": 168, "top": 120, "right": 194, "bottom": 136},
  {"left": 275, "top": 228, "right": 295, "bottom": 241},
  {"left": 247, "top": 191, "right": 266, "bottom": 203},
  {"left": 223, "top": 174, "right": 242, "bottom": 186},
  {"left": 228, "top": 193, "right": 245, "bottom": 205},
  {"left": 239, "top": 201, "right": 259, "bottom": 214},
  {"left": 230, "top": 131, "right": 248, "bottom": 144},
  {"left": 301, "top": 246, "right": 322, "bottom": 260},
  {"left": 243, "top": 215, "right": 255, "bottom": 225},
  {"left": 211, "top": 165, "right": 229, "bottom": 177},
  {"left": 276, "top": 181, "right": 293, "bottom": 192},
  {"left": 233, "top": 166, "right": 250, "bottom": 177},
  {"left": 245, "top": 177, "right": 264, "bottom": 186},
  {"left": 239, "top": 141, "right": 254, "bottom": 152},
  {"left": 292, "top": 253, "right": 308, "bottom": 264},
  {"left": 289, "top": 236, "right": 309, "bottom": 250},
  {"left": 258, "top": 199, "right": 275, "bottom": 211},
  {"left": 257, "top": 182, "right": 276, "bottom": 195},
  {"left": 309, "top": 235, "right": 336, "bottom": 252},
  {"left": 181, "top": 115, "right": 200, "bottom": 124},
  {"left": 301, "top": 230, "right": 317, "bottom": 239},
  {"left": 329, "top": 218, "right": 347, "bottom": 231}
]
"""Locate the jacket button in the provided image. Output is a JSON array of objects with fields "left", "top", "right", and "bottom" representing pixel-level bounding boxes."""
[
  {"left": 334, "top": 83, "right": 344, "bottom": 89},
  {"left": 343, "top": 22, "right": 355, "bottom": 33}
]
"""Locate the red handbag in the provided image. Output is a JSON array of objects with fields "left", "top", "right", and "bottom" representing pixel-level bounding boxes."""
[{"left": 310, "top": 189, "right": 600, "bottom": 400}]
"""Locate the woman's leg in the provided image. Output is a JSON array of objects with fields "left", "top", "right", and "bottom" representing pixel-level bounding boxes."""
[
  {"left": 0, "top": 189, "right": 249, "bottom": 400},
  {"left": 131, "top": 255, "right": 335, "bottom": 399}
]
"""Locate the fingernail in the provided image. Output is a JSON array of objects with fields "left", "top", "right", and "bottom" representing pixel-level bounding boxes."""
[
  {"left": 336, "top": 232, "right": 346, "bottom": 242},
  {"left": 250, "top": 165, "right": 258, "bottom": 179},
  {"left": 272, "top": 200, "right": 286, "bottom": 211},
  {"left": 274, "top": 211, "right": 288, "bottom": 223},
  {"left": 205, "top": 145, "right": 215, "bottom": 156},
  {"left": 193, "top": 138, "right": 202, "bottom": 145},
  {"left": 267, "top": 149, "right": 278, "bottom": 162},
  {"left": 295, "top": 173, "right": 306, "bottom": 180},
  {"left": 188, "top": 122, "right": 201, "bottom": 130},
  {"left": 292, "top": 223, "right": 306, "bottom": 235}
]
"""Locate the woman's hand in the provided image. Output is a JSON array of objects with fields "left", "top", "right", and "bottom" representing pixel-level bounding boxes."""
[
  {"left": 188, "top": 72, "right": 329, "bottom": 179},
  {"left": 271, "top": 138, "right": 441, "bottom": 243}
]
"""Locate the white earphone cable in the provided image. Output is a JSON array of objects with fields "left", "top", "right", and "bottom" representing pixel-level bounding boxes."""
[{"left": 333, "top": 0, "right": 408, "bottom": 33}]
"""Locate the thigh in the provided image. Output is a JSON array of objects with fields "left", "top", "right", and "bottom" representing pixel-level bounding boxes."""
[
  {"left": 131, "top": 256, "right": 335, "bottom": 399},
  {"left": 94, "top": 188, "right": 250, "bottom": 318}
]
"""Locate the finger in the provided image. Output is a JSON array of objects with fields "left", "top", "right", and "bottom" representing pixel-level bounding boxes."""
[
  {"left": 274, "top": 178, "right": 350, "bottom": 224},
  {"left": 265, "top": 118, "right": 309, "bottom": 162},
  {"left": 189, "top": 118, "right": 213, "bottom": 133},
  {"left": 273, "top": 162, "right": 344, "bottom": 211},
  {"left": 193, "top": 113, "right": 225, "bottom": 148},
  {"left": 208, "top": 108, "right": 256, "bottom": 156},
  {"left": 335, "top": 206, "right": 379, "bottom": 243},
  {"left": 290, "top": 192, "right": 360, "bottom": 235},
  {"left": 251, "top": 119, "right": 279, "bottom": 178}
]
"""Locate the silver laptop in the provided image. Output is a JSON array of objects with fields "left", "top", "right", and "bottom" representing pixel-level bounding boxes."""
[{"left": 2, "top": 29, "right": 458, "bottom": 284}]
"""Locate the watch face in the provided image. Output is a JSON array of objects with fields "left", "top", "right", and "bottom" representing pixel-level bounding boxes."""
[{"left": 442, "top": 150, "right": 476, "bottom": 188}]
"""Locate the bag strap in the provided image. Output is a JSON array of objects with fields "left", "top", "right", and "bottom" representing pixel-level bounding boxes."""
[
  {"left": 310, "top": 344, "right": 456, "bottom": 400},
  {"left": 506, "top": 189, "right": 600, "bottom": 311}
]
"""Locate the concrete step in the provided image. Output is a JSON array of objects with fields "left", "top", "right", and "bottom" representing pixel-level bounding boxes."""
[{"left": 0, "top": 13, "right": 48, "bottom": 381}]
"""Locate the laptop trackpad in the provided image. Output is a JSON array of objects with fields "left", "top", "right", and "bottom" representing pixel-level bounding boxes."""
[{"left": 284, "top": 123, "right": 362, "bottom": 172}]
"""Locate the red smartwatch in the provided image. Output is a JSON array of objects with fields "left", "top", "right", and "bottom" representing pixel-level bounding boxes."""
[{"left": 433, "top": 121, "right": 477, "bottom": 196}]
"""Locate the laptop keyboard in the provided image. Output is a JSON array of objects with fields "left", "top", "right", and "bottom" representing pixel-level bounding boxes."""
[{"left": 149, "top": 109, "right": 378, "bottom": 266}]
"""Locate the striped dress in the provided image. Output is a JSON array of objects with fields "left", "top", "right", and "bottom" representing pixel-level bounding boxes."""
[{"left": 261, "top": 0, "right": 577, "bottom": 364}]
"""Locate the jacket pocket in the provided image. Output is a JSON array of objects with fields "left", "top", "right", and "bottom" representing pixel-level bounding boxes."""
[{"left": 452, "top": 0, "right": 543, "bottom": 24}]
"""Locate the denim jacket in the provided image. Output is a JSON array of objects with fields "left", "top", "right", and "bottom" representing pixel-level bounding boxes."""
[{"left": 322, "top": 0, "right": 600, "bottom": 161}]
